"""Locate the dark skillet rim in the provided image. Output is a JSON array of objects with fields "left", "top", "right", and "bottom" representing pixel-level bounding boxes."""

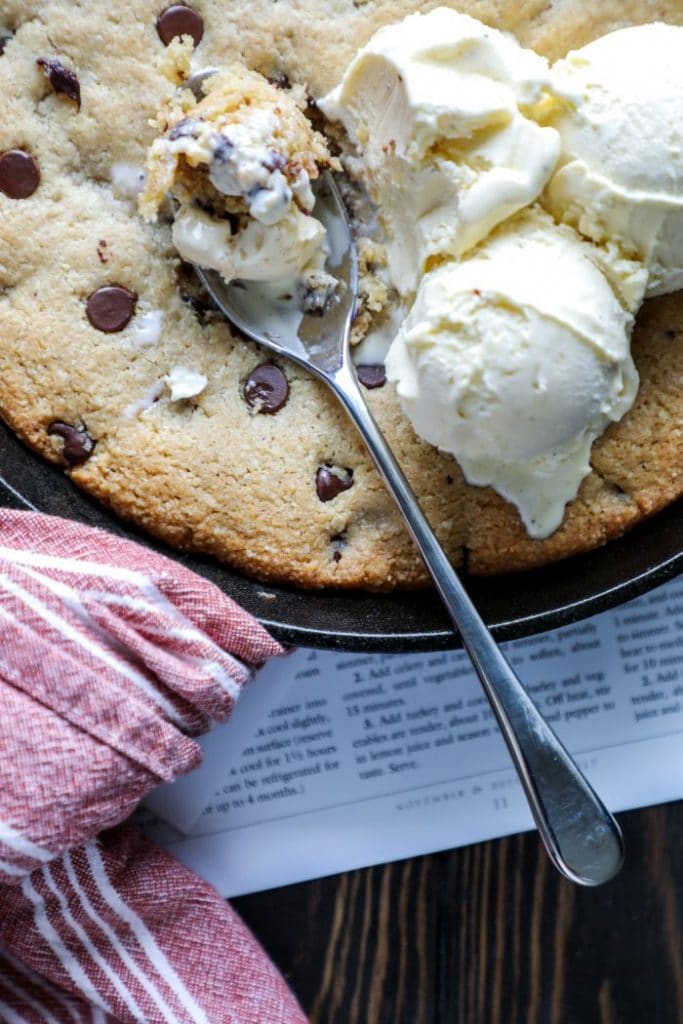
[
  {"left": 0, "top": 421, "right": 681, "bottom": 654},
  {"left": 259, "top": 544, "right": 683, "bottom": 652}
]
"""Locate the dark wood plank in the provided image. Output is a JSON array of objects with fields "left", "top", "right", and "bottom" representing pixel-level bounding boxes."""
[{"left": 234, "top": 803, "right": 683, "bottom": 1023}]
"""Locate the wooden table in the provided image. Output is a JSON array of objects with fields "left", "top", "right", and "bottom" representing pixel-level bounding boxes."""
[{"left": 234, "top": 803, "right": 683, "bottom": 1022}]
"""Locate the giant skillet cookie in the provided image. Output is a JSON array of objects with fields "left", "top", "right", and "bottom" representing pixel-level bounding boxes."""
[{"left": 0, "top": 0, "right": 681, "bottom": 589}]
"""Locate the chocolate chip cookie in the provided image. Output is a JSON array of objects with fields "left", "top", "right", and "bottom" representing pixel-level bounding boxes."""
[{"left": 0, "top": 0, "right": 681, "bottom": 589}]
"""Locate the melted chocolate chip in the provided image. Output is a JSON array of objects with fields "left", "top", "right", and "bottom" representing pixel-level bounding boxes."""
[
  {"left": 0, "top": 34, "right": 12, "bottom": 55},
  {"left": 316, "top": 465, "right": 354, "bottom": 502},
  {"left": 167, "top": 117, "right": 199, "bottom": 141},
  {"left": 356, "top": 364, "right": 386, "bottom": 390},
  {"left": 86, "top": 285, "right": 137, "bottom": 333},
  {"left": 156, "top": 5, "right": 204, "bottom": 47},
  {"left": 212, "top": 137, "right": 234, "bottom": 164},
  {"left": 48, "top": 422, "right": 95, "bottom": 466},
  {"left": 37, "top": 57, "right": 81, "bottom": 110},
  {"left": 244, "top": 363, "right": 289, "bottom": 414},
  {"left": 263, "top": 150, "right": 287, "bottom": 173},
  {"left": 0, "top": 150, "right": 40, "bottom": 199}
]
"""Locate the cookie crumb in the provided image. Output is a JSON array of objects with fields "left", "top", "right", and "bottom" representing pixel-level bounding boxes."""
[{"left": 157, "top": 33, "right": 195, "bottom": 84}]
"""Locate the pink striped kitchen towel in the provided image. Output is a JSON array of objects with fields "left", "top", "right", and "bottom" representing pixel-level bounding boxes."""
[{"left": 0, "top": 508, "right": 308, "bottom": 1024}]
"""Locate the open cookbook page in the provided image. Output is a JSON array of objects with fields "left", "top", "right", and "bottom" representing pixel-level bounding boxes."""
[{"left": 142, "top": 574, "right": 683, "bottom": 897}]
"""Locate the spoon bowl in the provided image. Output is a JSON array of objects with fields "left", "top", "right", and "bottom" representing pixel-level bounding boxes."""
[{"left": 195, "top": 173, "right": 358, "bottom": 378}]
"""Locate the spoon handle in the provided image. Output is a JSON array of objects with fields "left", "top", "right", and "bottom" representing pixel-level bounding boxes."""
[{"left": 331, "top": 362, "right": 624, "bottom": 886}]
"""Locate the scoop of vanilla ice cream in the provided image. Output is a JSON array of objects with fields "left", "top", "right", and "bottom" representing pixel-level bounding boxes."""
[
  {"left": 386, "top": 210, "right": 645, "bottom": 537},
  {"left": 172, "top": 205, "right": 328, "bottom": 283},
  {"left": 545, "top": 23, "right": 683, "bottom": 297},
  {"left": 320, "top": 7, "right": 560, "bottom": 294}
]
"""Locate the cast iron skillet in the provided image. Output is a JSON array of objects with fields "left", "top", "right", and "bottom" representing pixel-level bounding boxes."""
[{"left": 0, "top": 420, "right": 680, "bottom": 652}]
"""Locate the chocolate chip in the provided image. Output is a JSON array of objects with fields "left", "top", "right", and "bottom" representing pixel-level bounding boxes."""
[
  {"left": 331, "top": 532, "right": 347, "bottom": 563},
  {"left": 48, "top": 422, "right": 95, "bottom": 466},
  {"left": 86, "top": 285, "right": 137, "bottom": 333},
  {"left": 37, "top": 58, "right": 81, "bottom": 110},
  {"left": 316, "top": 465, "right": 354, "bottom": 502},
  {"left": 0, "top": 150, "right": 40, "bottom": 200},
  {"left": 0, "top": 34, "right": 12, "bottom": 55},
  {"left": 244, "top": 363, "right": 289, "bottom": 414},
  {"left": 356, "top": 364, "right": 386, "bottom": 390},
  {"left": 156, "top": 5, "right": 204, "bottom": 46}
]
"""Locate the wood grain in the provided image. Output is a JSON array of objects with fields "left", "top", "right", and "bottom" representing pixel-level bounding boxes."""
[{"left": 234, "top": 803, "right": 683, "bottom": 1023}]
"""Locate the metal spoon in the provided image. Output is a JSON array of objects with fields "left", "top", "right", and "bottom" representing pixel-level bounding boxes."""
[{"left": 180, "top": 75, "right": 624, "bottom": 885}]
